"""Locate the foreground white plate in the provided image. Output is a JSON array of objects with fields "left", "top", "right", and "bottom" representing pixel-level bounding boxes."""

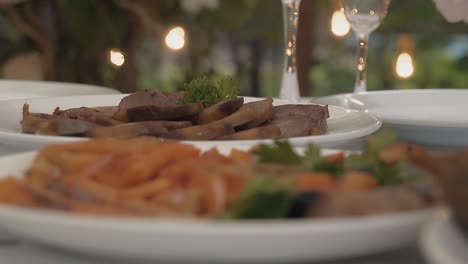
[
  {"left": 420, "top": 212, "right": 468, "bottom": 264},
  {"left": 0, "top": 94, "right": 381, "bottom": 150},
  {"left": 0, "top": 80, "right": 119, "bottom": 101},
  {"left": 313, "top": 89, "right": 468, "bottom": 149},
  {"left": 0, "top": 150, "right": 434, "bottom": 262}
]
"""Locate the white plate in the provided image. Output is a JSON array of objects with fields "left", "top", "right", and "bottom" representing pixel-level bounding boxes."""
[
  {"left": 313, "top": 89, "right": 468, "bottom": 149},
  {"left": 0, "top": 94, "right": 381, "bottom": 150},
  {"left": 0, "top": 80, "right": 119, "bottom": 101},
  {"left": 420, "top": 212, "right": 468, "bottom": 264},
  {"left": 0, "top": 150, "right": 434, "bottom": 263}
]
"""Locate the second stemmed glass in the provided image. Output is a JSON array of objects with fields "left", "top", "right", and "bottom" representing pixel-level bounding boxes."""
[
  {"left": 340, "top": 0, "right": 391, "bottom": 93},
  {"left": 280, "top": 0, "right": 301, "bottom": 102}
]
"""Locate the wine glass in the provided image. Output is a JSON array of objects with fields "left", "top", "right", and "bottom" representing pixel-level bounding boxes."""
[
  {"left": 280, "top": 0, "right": 301, "bottom": 102},
  {"left": 340, "top": 0, "right": 391, "bottom": 93}
]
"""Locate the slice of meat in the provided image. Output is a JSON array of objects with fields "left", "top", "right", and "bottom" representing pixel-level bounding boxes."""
[
  {"left": 89, "top": 121, "right": 192, "bottom": 139},
  {"left": 22, "top": 104, "right": 56, "bottom": 121},
  {"left": 166, "top": 122, "right": 235, "bottom": 141},
  {"left": 89, "top": 106, "right": 118, "bottom": 115},
  {"left": 166, "top": 98, "right": 274, "bottom": 140},
  {"left": 21, "top": 116, "right": 48, "bottom": 134},
  {"left": 114, "top": 103, "right": 203, "bottom": 122},
  {"left": 195, "top": 97, "right": 244, "bottom": 125},
  {"left": 273, "top": 104, "right": 330, "bottom": 120},
  {"left": 113, "top": 91, "right": 202, "bottom": 122},
  {"left": 237, "top": 98, "right": 274, "bottom": 130},
  {"left": 21, "top": 104, "right": 58, "bottom": 133},
  {"left": 270, "top": 104, "right": 329, "bottom": 137},
  {"left": 271, "top": 117, "right": 328, "bottom": 137},
  {"left": 308, "top": 180, "right": 443, "bottom": 217},
  {"left": 217, "top": 125, "right": 281, "bottom": 140},
  {"left": 54, "top": 107, "right": 122, "bottom": 126},
  {"left": 35, "top": 118, "right": 100, "bottom": 136},
  {"left": 118, "top": 90, "right": 182, "bottom": 110}
]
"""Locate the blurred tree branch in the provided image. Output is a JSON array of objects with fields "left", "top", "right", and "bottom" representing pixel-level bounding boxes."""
[
  {"left": 115, "top": 0, "right": 163, "bottom": 36},
  {"left": 0, "top": 0, "right": 57, "bottom": 80}
]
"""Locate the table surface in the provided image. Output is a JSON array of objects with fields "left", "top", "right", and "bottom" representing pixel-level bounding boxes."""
[{"left": 0, "top": 143, "right": 429, "bottom": 264}]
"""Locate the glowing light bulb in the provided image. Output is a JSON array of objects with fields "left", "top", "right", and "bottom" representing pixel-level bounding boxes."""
[
  {"left": 109, "top": 49, "right": 125, "bottom": 67},
  {"left": 165, "top": 26, "right": 186, "bottom": 50},
  {"left": 331, "top": 9, "right": 351, "bottom": 37},
  {"left": 395, "top": 52, "right": 415, "bottom": 79}
]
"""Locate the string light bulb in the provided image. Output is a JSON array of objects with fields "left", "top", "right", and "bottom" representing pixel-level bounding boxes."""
[
  {"left": 395, "top": 34, "right": 416, "bottom": 79},
  {"left": 165, "top": 26, "right": 186, "bottom": 50},
  {"left": 331, "top": 8, "right": 350, "bottom": 37},
  {"left": 395, "top": 52, "right": 414, "bottom": 79},
  {"left": 109, "top": 49, "right": 125, "bottom": 67}
]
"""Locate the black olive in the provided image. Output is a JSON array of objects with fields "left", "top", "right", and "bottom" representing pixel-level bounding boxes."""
[{"left": 287, "top": 192, "right": 323, "bottom": 219}]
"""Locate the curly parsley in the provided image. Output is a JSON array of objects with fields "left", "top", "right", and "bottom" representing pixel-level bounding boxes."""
[{"left": 181, "top": 76, "right": 239, "bottom": 107}]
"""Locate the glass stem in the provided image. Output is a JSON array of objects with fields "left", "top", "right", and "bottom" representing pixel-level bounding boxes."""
[
  {"left": 354, "top": 33, "right": 369, "bottom": 93},
  {"left": 280, "top": 0, "right": 301, "bottom": 101}
]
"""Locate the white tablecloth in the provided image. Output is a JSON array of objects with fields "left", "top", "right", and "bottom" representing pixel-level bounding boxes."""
[{"left": 0, "top": 243, "right": 426, "bottom": 264}]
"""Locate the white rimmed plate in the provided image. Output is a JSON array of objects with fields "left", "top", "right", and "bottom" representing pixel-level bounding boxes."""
[
  {"left": 0, "top": 149, "right": 435, "bottom": 263},
  {"left": 312, "top": 89, "right": 468, "bottom": 149},
  {"left": 0, "top": 94, "right": 381, "bottom": 150},
  {"left": 420, "top": 212, "right": 468, "bottom": 264},
  {"left": 0, "top": 80, "right": 119, "bottom": 101}
]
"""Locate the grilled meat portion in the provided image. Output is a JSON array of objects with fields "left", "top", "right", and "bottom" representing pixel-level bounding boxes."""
[
  {"left": 308, "top": 180, "right": 443, "bottom": 217},
  {"left": 217, "top": 125, "right": 281, "bottom": 140},
  {"left": 89, "top": 121, "right": 191, "bottom": 139},
  {"left": 113, "top": 91, "right": 202, "bottom": 122},
  {"left": 54, "top": 107, "right": 122, "bottom": 126},
  {"left": 195, "top": 97, "right": 244, "bottom": 125},
  {"left": 270, "top": 104, "right": 329, "bottom": 137},
  {"left": 167, "top": 98, "right": 274, "bottom": 140}
]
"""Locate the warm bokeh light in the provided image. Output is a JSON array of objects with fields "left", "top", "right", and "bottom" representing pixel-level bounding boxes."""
[
  {"left": 395, "top": 52, "right": 415, "bottom": 79},
  {"left": 331, "top": 9, "right": 351, "bottom": 37},
  {"left": 165, "top": 26, "right": 186, "bottom": 50},
  {"left": 109, "top": 49, "right": 125, "bottom": 67}
]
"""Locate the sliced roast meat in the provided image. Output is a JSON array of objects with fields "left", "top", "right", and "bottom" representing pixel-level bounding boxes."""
[
  {"left": 195, "top": 97, "right": 244, "bottom": 125},
  {"left": 89, "top": 106, "right": 118, "bottom": 115},
  {"left": 271, "top": 116, "right": 328, "bottom": 137},
  {"left": 270, "top": 104, "right": 329, "bottom": 137},
  {"left": 166, "top": 98, "right": 274, "bottom": 140},
  {"left": 54, "top": 107, "right": 122, "bottom": 126},
  {"left": 236, "top": 98, "right": 274, "bottom": 130},
  {"left": 21, "top": 116, "right": 49, "bottom": 134},
  {"left": 114, "top": 90, "right": 202, "bottom": 122},
  {"left": 114, "top": 102, "right": 203, "bottom": 122},
  {"left": 21, "top": 104, "right": 59, "bottom": 133},
  {"left": 118, "top": 90, "right": 182, "bottom": 110},
  {"left": 34, "top": 118, "right": 100, "bottom": 136},
  {"left": 22, "top": 104, "right": 56, "bottom": 121},
  {"left": 308, "top": 180, "right": 443, "bottom": 218},
  {"left": 89, "top": 121, "right": 192, "bottom": 139},
  {"left": 167, "top": 122, "right": 235, "bottom": 141},
  {"left": 217, "top": 125, "right": 281, "bottom": 140},
  {"left": 273, "top": 104, "right": 330, "bottom": 120}
]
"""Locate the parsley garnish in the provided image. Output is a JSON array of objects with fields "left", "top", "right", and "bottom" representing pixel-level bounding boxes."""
[{"left": 181, "top": 76, "right": 239, "bottom": 107}]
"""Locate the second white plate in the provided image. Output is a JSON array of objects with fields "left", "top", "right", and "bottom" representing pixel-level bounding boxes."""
[{"left": 313, "top": 89, "right": 468, "bottom": 149}]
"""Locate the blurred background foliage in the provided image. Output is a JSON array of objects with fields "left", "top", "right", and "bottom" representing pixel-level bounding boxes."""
[{"left": 0, "top": 0, "right": 466, "bottom": 96}]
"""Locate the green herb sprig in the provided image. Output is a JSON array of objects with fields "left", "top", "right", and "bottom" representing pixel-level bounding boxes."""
[{"left": 181, "top": 75, "right": 239, "bottom": 107}]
